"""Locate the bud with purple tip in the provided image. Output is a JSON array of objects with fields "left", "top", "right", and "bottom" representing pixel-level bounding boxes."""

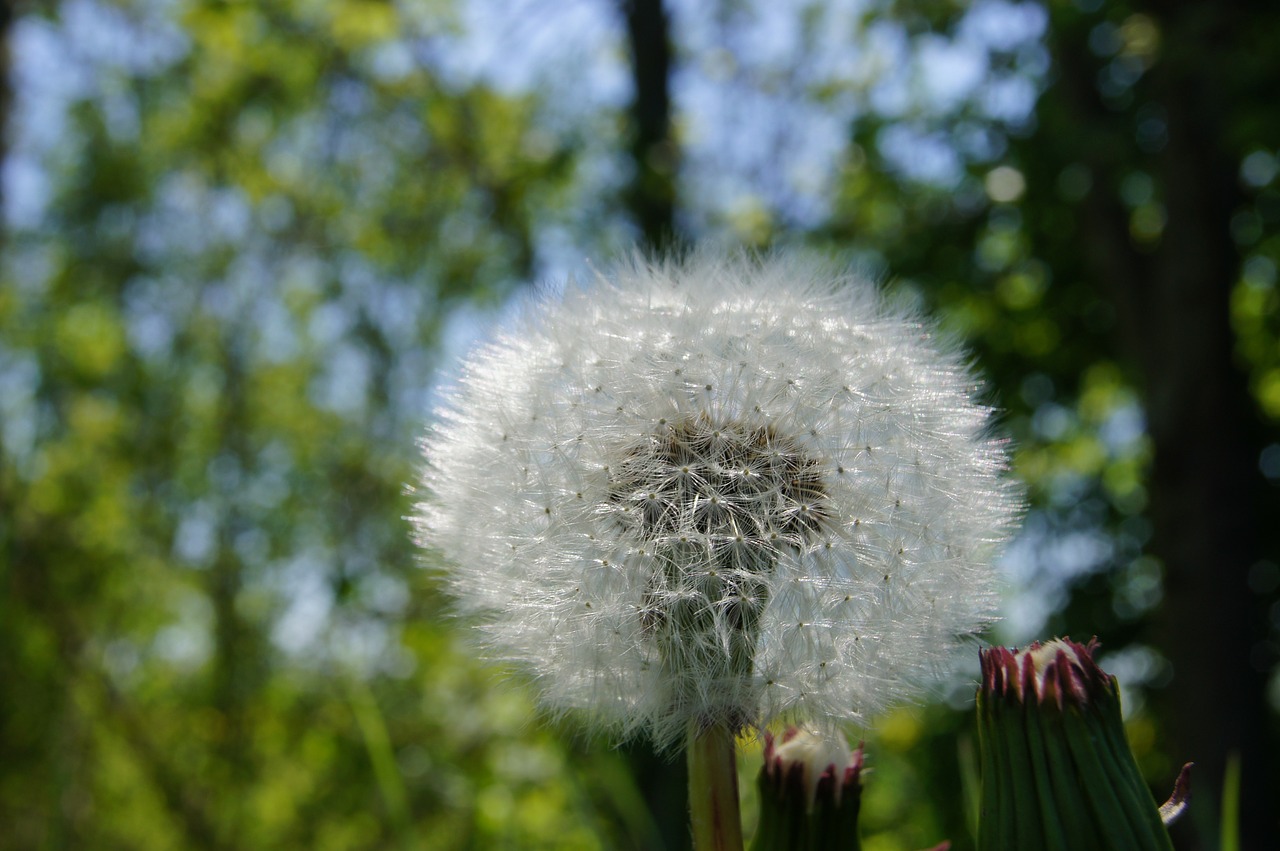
[{"left": 976, "top": 638, "right": 1190, "bottom": 851}]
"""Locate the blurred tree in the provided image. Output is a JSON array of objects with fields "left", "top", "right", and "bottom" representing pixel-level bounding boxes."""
[
  {"left": 5, "top": 0, "right": 1280, "bottom": 849},
  {"left": 616, "top": 1, "right": 690, "bottom": 848},
  {"left": 0, "top": 0, "right": 644, "bottom": 848},
  {"left": 1015, "top": 4, "right": 1280, "bottom": 846},
  {"left": 621, "top": 0, "right": 677, "bottom": 249}
]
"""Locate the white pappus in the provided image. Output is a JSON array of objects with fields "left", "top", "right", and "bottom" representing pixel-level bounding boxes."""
[{"left": 414, "top": 249, "right": 1022, "bottom": 750}]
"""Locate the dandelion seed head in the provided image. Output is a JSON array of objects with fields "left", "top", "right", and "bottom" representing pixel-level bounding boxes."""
[{"left": 415, "top": 249, "right": 1022, "bottom": 749}]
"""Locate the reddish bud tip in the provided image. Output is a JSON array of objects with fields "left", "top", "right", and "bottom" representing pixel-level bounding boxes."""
[
  {"left": 979, "top": 637, "right": 1110, "bottom": 708},
  {"left": 762, "top": 727, "right": 864, "bottom": 812}
]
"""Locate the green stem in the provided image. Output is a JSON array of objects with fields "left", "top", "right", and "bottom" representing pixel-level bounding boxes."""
[
  {"left": 345, "top": 674, "right": 421, "bottom": 851},
  {"left": 688, "top": 719, "right": 745, "bottom": 851}
]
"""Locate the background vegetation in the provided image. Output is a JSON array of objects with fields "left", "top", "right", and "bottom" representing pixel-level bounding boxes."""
[{"left": 2, "top": 0, "right": 1277, "bottom": 848}]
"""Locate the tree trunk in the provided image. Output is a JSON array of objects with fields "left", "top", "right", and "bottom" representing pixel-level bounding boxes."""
[
  {"left": 618, "top": 3, "right": 689, "bottom": 849},
  {"left": 621, "top": 0, "right": 677, "bottom": 249},
  {"left": 1053, "top": 4, "right": 1275, "bottom": 846}
]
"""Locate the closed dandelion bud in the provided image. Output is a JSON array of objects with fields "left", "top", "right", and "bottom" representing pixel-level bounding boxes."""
[
  {"left": 976, "top": 638, "right": 1191, "bottom": 851},
  {"left": 753, "top": 727, "right": 864, "bottom": 851},
  {"left": 414, "top": 249, "right": 1022, "bottom": 750}
]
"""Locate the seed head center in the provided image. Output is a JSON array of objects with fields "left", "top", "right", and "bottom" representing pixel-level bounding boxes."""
[{"left": 609, "top": 414, "right": 829, "bottom": 551}]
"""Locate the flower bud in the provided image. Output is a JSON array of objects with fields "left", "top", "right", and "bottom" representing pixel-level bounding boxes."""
[
  {"left": 976, "top": 638, "right": 1188, "bottom": 851},
  {"left": 753, "top": 727, "right": 864, "bottom": 851}
]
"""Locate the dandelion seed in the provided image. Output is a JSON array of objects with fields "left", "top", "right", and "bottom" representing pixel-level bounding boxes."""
[{"left": 414, "top": 249, "right": 1021, "bottom": 750}]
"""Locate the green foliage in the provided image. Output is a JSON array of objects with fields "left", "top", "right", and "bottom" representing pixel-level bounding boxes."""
[
  {"left": 0, "top": 1, "right": 627, "bottom": 848},
  {"left": 4, "top": 0, "right": 1278, "bottom": 848}
]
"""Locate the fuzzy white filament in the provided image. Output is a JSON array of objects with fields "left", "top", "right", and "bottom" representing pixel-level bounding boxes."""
[{"left": 415, "top": 250, "right": 1021, "bottom": 750}]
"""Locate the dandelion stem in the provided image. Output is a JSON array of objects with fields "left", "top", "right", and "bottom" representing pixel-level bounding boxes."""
[{"left": 687, "top": 719, "right": 745, "bottom": 851}]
